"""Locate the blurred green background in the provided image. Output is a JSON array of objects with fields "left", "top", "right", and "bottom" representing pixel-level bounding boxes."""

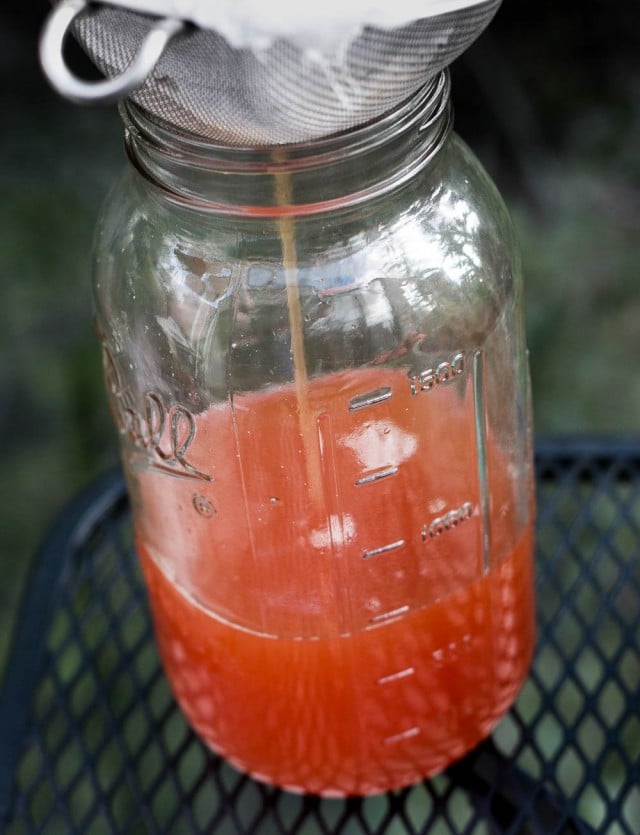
[{"left": 1, "top": 0, "right": 639, "bottom": 678}]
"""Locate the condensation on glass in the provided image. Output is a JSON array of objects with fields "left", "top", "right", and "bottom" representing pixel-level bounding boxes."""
[{"left": 93, "top": 71, "right": 536, "bottom": 797}]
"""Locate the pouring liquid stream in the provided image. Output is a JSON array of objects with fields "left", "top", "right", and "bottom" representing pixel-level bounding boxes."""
[{"left": 274, "top": 166, "right": 325, "bottom": 511}]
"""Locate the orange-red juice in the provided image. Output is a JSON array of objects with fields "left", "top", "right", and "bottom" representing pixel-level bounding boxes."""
[{"left": 133, "top": 368, "right": 534, "bottom": 795}]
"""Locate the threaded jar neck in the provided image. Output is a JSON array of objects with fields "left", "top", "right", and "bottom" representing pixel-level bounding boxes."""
[{"left": 122, "top": 71, "right": 452, "bottom": 217}]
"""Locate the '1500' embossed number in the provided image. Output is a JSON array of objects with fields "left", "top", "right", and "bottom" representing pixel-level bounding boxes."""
[{"left": 408, "top": 352, "right": 466, "bottom": 396}]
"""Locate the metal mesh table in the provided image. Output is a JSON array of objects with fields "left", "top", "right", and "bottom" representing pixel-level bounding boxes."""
[{"left": 1, "top": 440, "right": 639, "bottom": 834}]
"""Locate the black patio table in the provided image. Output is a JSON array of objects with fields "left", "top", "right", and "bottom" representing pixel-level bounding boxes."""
[{"left": 1, "top": 439, "right": 639, "bottom": 834}]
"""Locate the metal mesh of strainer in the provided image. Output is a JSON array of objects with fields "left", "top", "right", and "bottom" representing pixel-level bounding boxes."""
[{"left": 58, "top": 0, "right": 501, "bottom": 145}]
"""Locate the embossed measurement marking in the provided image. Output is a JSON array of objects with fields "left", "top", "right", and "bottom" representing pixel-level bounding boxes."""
[
  {"left": 408, "top": 351, "right": 466, "bottom": 396},
  {"left": 362, "top": 539, "right": 405, "bottom": 559},
  {"left": 377, "top": 667, "right": 415, "bottom": 685},
  {"left": 384, "top": 727, "right": 421, "bottom": 745},
  {"left": 349, "top": 386, "right": 392, "bottom": 411},
  {"left": 422, "top": 501, "right": 474, "bottom": 540},
  {"left": 473, "top": 349, "right": 491, "bottom": 572},
  {"left": 369, "top": 605, "right": 410, "bottom": 625},
  {"left": 355, "top": 466, "right": 399, "bottom": 486}
]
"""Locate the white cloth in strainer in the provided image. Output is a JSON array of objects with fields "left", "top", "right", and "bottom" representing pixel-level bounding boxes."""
[{"left": 41, "top": 0, "right": 502, "bottom": 144}]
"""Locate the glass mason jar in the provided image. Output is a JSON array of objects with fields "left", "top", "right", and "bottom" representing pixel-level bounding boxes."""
[{"left": 93, "top": 71, "right": 535, "bottom": 797}]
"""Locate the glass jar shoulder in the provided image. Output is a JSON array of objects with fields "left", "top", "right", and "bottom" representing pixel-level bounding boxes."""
[
  {"left": 392, "top": 132, "right": 520, "bottom": 310},
  {"left": 92, "top": 132, "right": 518, "bottom": 307},
  {"left": 92, "top": 167, "right": 247, "bottom": 410},
  {"left": 92, "top": 166, "right": 243, "bottom": 354},
  {"left": 291, "top": 134, "right": 522, "bottom": 360},
  {"left": 91, "top": 135, "right": 522, "bottom": 395}
]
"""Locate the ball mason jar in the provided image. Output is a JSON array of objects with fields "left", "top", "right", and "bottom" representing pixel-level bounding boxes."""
[{"left": 93, "top": 71, "right": 535, "bottom": 796}]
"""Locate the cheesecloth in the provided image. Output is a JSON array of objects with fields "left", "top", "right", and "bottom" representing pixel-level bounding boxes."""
[{"left": 40, "top": 0, "right": 501, "bottom": 144}]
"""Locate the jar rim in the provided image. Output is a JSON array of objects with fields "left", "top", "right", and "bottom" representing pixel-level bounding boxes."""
[
  {"left": 122, "top": 71, "right": 450, "bottom": 167},
  {"left": 121, "top": 71, "right": 453, "bottom": 216}
]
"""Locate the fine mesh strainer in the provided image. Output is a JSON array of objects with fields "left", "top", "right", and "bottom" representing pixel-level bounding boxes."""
[{"left": 40, "top": 0, "right": 501, "bottom": 145}]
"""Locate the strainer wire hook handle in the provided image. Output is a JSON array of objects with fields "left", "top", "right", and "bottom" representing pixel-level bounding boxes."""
[{"left": 39, "top": 0, "right": 184, "bottom": 105}]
